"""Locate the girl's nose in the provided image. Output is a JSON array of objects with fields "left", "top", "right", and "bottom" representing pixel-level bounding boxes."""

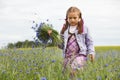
[{"left": 71, "top": 18, "right": 75, "bottom": 22}]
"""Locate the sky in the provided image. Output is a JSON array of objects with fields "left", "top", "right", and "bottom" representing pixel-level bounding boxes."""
[{"left": 0, "top": 0, "right": 120, "bottom": 48}]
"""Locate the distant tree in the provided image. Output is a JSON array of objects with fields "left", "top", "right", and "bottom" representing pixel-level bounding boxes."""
[
  {"left": 15, "top": 41, "right": 23, "bottom": 48},
  {"left": 23, "top": 40, "right": 29, "bottom": 48},
  {"left": 7, "top": 43, "right": 14, "bottom": 48}
]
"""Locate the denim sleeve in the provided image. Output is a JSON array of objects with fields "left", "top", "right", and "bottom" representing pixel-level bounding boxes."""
[{"left": 85, "top": 27, "right": 95, "bottom": 55}]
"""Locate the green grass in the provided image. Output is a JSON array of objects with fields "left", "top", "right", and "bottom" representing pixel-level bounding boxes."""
[
  {"left": 95, "top": 46, "right": 120, "bottom": 52},
  {"left": 0, "top": 46, "right": 120, "bottom": 80}
]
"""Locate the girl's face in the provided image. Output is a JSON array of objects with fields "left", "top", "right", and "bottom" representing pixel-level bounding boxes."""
[{"left": 67, "top": 12, "right": 81, "bottom": 26}]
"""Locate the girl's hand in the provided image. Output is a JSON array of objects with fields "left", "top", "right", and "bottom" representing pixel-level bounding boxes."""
[
  {"left": 89, "top": 54, "right": 95, "bottom": 62},
  {"left": 47, "top": 30, "right": 52, "bottom": 36}
]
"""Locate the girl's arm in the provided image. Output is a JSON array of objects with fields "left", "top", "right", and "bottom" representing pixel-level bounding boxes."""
[{"left": 85, "top": 27, "right": 95, "bottom": 62}]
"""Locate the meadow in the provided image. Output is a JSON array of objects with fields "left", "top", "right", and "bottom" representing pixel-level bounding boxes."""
[{"left": 0, "top": 46, "right": 120, "bottom": 80}]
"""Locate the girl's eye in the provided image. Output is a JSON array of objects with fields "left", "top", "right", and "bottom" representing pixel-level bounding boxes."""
[
  {"left": 68, "top": 17, "right": 77, "bottom": 20},
  {"left": 73, "top": 17, "right": 77, "bottom": 19},
  {"left": 69, "top": 17, "right": 72, "bottom": 19}
]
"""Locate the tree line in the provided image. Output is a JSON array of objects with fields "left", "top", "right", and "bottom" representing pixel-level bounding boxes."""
[
  {"left": 7, "top": 40, "right": 58, "bottom": 49},
  {"left": 7, "top": 40, "right": 37, "bottom": 48}
]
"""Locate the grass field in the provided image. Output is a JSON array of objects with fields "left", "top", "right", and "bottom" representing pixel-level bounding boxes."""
[{"left": 0, "top": 46, "right": 120, "bottom": 80}]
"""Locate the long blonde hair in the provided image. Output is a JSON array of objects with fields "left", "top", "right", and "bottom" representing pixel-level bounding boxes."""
[{"left": 60, "top": 6, "right": 84, "bottom": 34}]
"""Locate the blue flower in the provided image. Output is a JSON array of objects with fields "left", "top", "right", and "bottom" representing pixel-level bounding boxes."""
[
  {"left": 33, "top": 20, "right": 35, "bottom": 23},
  {"left": 41, "top": 77, "right": 47, "bottom": 80},
  {"left": 36, "top": 32, "right": 40, "bottom": 37},
  {"left": 51, "top": 60, "right": 56, "bottom": 63},
  {"left": 46, "top": 19, "right": 49, "bottom": 22},
  {"left": 35, "top": 23, "right": 38, "bottom": 27},
  {"left": 104, "top": 64, "right": 108, "bottom": 67},
  {"left": 78, "top": 65, "right": 81, "bottom": 68}
]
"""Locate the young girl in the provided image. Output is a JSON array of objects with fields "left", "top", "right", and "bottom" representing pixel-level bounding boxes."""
[{"left": 58, "top": 6, "right": 95, "bottom": 74}]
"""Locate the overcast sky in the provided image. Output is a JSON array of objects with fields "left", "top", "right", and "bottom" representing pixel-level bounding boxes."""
[{"left": 0, "top": 0, "right": 120, "bottom": 48}]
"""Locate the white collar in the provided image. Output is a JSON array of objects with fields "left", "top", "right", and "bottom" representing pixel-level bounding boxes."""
[{"left": 69, "top": 26, "right": 77, "bottom": 33}]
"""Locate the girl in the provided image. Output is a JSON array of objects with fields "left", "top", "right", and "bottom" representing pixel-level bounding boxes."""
[{"left": 59, "top": 6, "right": 95, "bottom": 74}]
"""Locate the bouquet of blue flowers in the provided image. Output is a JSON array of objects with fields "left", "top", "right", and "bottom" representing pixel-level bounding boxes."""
[{"left": 32, "top": 21, "right": 62, "bottom": 46}]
